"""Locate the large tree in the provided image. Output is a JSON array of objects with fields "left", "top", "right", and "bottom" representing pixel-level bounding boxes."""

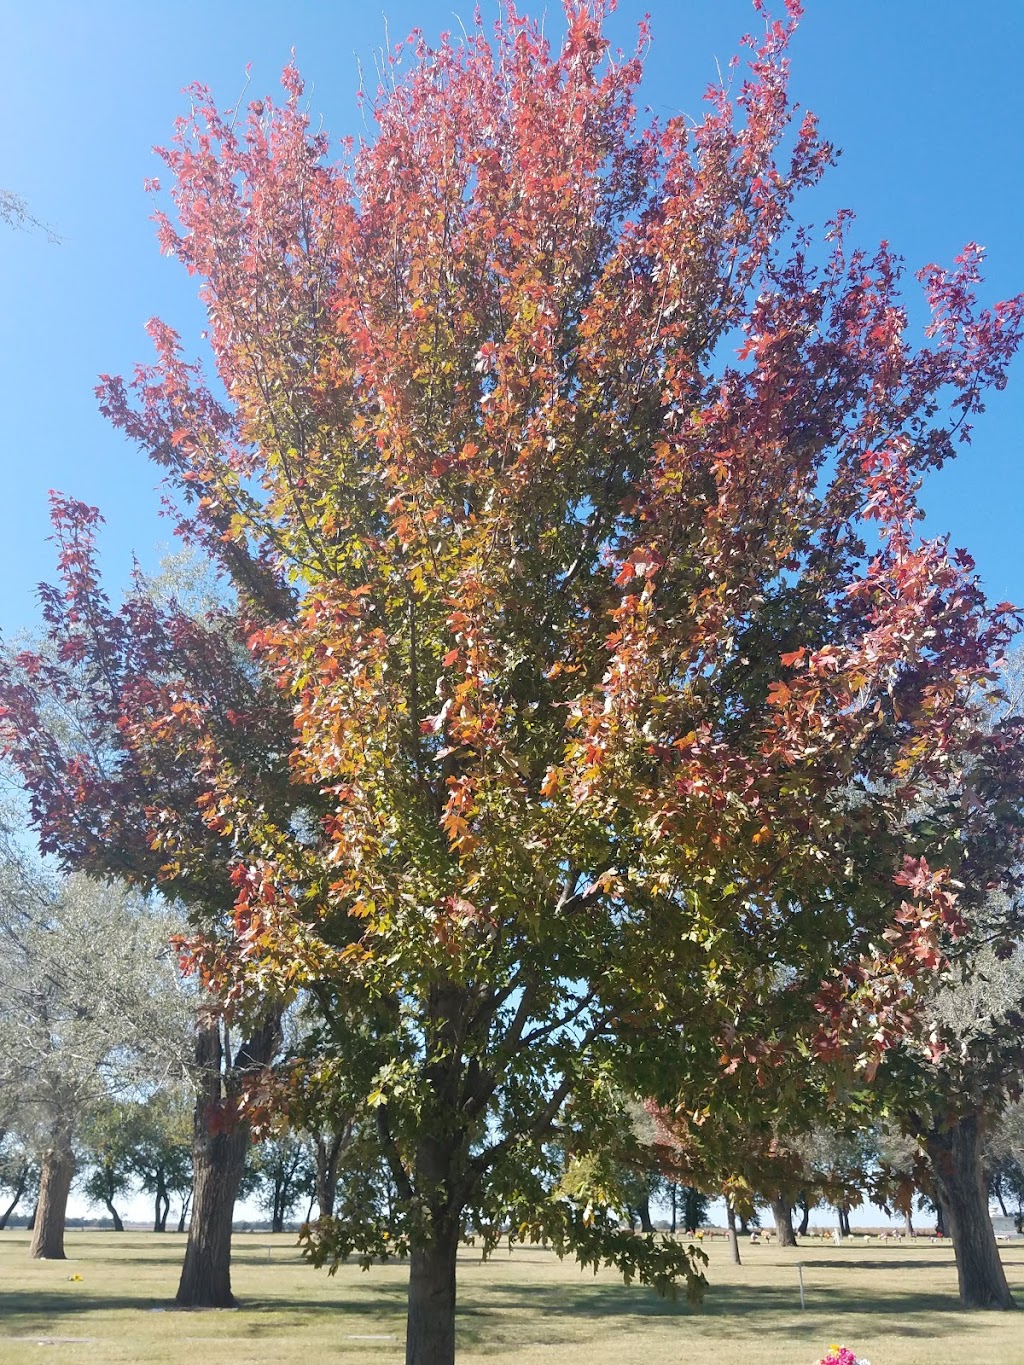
[{"left": 8, "top": 0, "right": 1024, "bottom": 1358}]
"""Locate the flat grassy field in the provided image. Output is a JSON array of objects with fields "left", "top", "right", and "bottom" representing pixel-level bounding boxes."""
[{"left": 0, "top": 1229, "right": 1021, "bottom": 1364}]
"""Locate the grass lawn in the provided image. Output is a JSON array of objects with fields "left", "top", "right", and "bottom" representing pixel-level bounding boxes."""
[{"left": 0, "top": 1229, "right": 1021, "bottom": 1363}]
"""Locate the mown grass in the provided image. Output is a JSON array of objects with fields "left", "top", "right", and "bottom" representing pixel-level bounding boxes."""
[{"left": 0, "top": 1229, "right": 1021, "bottom": 1363}]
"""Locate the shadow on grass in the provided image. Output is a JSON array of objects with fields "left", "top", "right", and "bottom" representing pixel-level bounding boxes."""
[
  {"left": 0, "top": 1284, "right": 406, "bottom": 1323},
  {"left": 449, "top": 1270, "right": 978, "bottom": 1354}
]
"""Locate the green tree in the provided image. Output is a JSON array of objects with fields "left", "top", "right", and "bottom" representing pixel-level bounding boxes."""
[
  {"left": 129, "top": 1094, "right": 194, "bottom": 1233},
  {"left": 80, "top": 1103, "right": 138, "bottom": 1232},
  {"left": 250, "top": 1133, "right": 315, "bottom": 1233}
]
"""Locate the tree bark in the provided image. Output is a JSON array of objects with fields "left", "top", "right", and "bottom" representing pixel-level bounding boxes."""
[
  {"left": 926, "top": 1114, "right": 1015, "bottom": 1310},
  {"left": 175, "top": 1116, "right": 248, "bottom": 1306},
  {"left": 30, "top": 1143, "right": 75, "bottom": 1259},
  {"left": 770, "top": 1196, "right": 797, "bottom": 1247},
  {"left": 905, "top": 1208, "right": 914, "bottom": 1239},
  {"left": 725, "top": 1198, "right": 741, "bottom": 1265},
  {"left": 406, "top": 1219, "right": 460, "bottom": 1365},
  {"left": 175, "top": 1010, "right": 280, "bottom": 1308},
  {"left": 636, "top": 1193, "right": 655, "bottom": 1234}
]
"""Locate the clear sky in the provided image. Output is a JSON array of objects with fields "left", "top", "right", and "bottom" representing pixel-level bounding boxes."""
[{"left": 2, "top": 0, "right": 1022, "bottom": 640}]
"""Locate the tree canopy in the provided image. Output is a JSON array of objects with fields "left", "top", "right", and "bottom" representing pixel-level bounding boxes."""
[{"left": 3, "top": 2, "right": 1023, "bottom": 1358}]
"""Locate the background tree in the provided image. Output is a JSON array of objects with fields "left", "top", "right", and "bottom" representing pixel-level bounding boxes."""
[
  {"left": 80, "top": 1102, "right": 138, "bottom": 1232},
  {"left": 0, "top": 867, "right": 188, "bottom": 1258},
  {"left": 250, "top": 1132, "right": 315, "bottom": 1233},
  {"left": 0, "top": 1132, "right": 38, "bottom": 1230},
  {"left": 126, "top": 1093, "right": 194, "bottom": 1233}
]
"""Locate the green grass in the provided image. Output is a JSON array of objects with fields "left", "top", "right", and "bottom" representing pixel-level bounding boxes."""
[{"left": 0, "top": 1229, "right": 1021, "bottom": 1363}]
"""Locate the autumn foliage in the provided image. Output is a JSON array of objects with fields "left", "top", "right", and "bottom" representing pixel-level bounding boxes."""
[{"left": 3, "top": 2, "right": 1024, "bottom": 1359}]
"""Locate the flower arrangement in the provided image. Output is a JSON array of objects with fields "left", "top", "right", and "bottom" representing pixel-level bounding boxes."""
[{"left": 815, "top": 1349, "right": 870, "bottom": 1365}]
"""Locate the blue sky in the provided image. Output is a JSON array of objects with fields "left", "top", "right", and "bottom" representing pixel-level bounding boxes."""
[{"left": 2, "top": 0, "right": 1022, "bottom": 636}]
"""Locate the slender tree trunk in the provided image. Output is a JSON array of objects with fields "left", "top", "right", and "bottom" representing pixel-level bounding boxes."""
[
  {"left": 905, "top": 1208, "right": 914, "bottom": 1239},
  {"left": 153, "top": 1170, "right": 170, "bottom": 1233},
  {"left": 175, "top": 1011, "right": 280, "bottom": 1308},
  {"left": 406, "top": 1218, "right": 460, "bottom": 1365},
  {"left": 636, "top": 1193, "right": 654, "bottom": 1234},
  {"left": 26, "top": 1199, "right": 37, "bottom": 1231},
  {"left": 314, "top": 1124, "right": 350, "bottom": 1220},
  {"left": 30, "top": 1144, "right": 75, "bottom": 1259},
  {"left": 798, "top": 1196, "right": 810, "bottom": 1237},
  {"left": 0, "top": 1166, "right": 28, "bottom": 1229},
  {"left": 926, "top": 1115, "right": 1015, "bottom": 1310},
  {"left": 103, "top": 1197, "right": 124, "bottom": 1233},
  {"left": 837, "top": 1204, "right": 851, "bottom": 1238},
  {"left": 670, "top": 1182, "right": 677, "bottom": 1236},
  {"left": 993, "top": 1180, "right": 1009, "bottom": 1218},
  {"left": 770, "top": 1196, "right": 797, "bottom": 1247},
  {"left": 177, "top": 1186, "right": 193, "bottom": 1235},
  {"left": 725, "top": 1198, "right": 741, "bottom": 1265}
]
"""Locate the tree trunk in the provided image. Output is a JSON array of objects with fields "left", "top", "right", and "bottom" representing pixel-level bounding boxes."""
[
  {"left": 770, "top": 1196, "right": 797, "bottom": 1247},
  {"left": 103, "top": 1197, "right": 124, "bottom": 1233},
  {"left": 26, "top": 1199, "right": 37, "bottom": 1231},
  {"left": 177, "top": 1186, "right": 193, "bottom": 1234},
  {"left": 406, "top": 1219, "right": 459, "bottom": 1365},
  {"left": 837, "top": 1204, "right": 851, "bottom": 1237},
  {"left": 636, "top": 1193, "right": 654, "bottom": 1234},
  {"left": 314, "top": 1123, "right": 350, "bottom": 1220},
  {"left": 798, "top": 1196, "right": 810, "bottom": 1237},
  {"left": 725, "top": 1198, "right": 741, "bottom": 1265},
  {"left": 670, "top": 1182, "right": 677, "bottom": 1236},
  {"left": 992, "top": 1179, "right": 1009, "bottom": 1218},
  {"left": 926, "top": 1115, "right": 1015, "bottom": 1310},
  {"left": 175, "top": 1120, "right": 248, "bottom": 1306},
  {"left": 30, "top": 1144, "right": 75, "bottom": 1259},
  {"left": 0, "top": 1165, "right": 28, "bottom": 1229},
  {"left": 905, "top": 1208, "right": 914, "bottom": 1238},
  {"left": 175, "top": 1011, "right": 280, "bottom": 1308},
  {"left": 154, "top": 1171, "right": 170, "bottom": 1233}
]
